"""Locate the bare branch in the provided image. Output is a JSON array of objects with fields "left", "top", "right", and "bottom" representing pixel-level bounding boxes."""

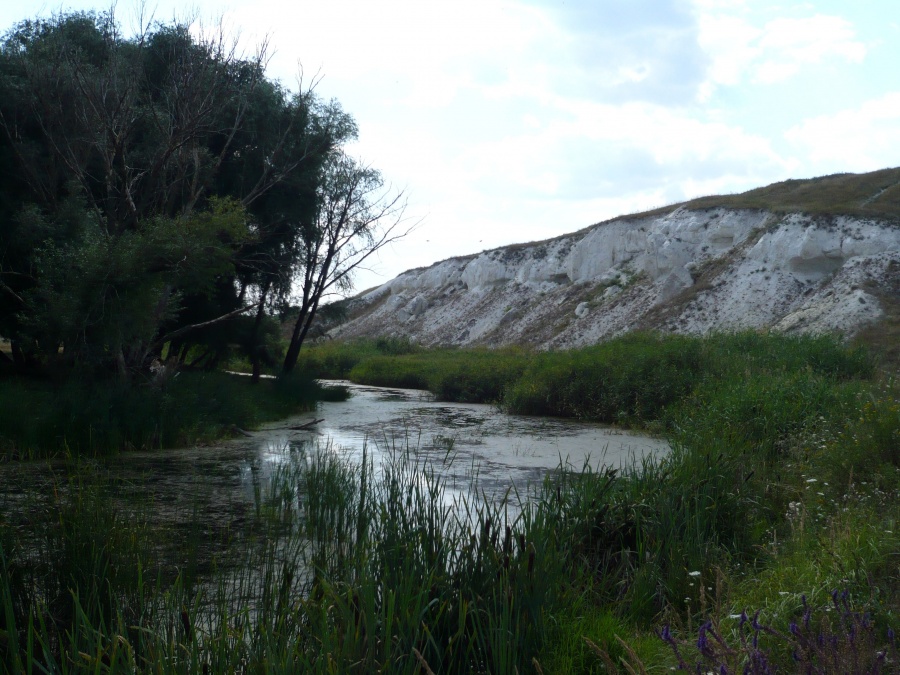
[
  {"left": 149, "top": 301, "right": 260, "bottom": 353},
  {"left": 0, "top": 279, "right": 30, "bottom": 309},
  {"left": 282, "top": 151, "right": 417, "bottom": 372}
]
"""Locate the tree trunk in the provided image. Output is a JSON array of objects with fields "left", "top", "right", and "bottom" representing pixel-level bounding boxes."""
[
  {"left": 115, "top": 346, "right": 129, "bottom": 382},
  {"left": 282, "top": 310, "right": 306, "bottom": 375},
  {"left": 250, "top": 281, "right": 271, "bottom": 384},
  {"left": 10, "top": 340, "right": 24, "bottom": 365},
  {"left": 282, "top": 295, "right": 322, "bottom": 375}
]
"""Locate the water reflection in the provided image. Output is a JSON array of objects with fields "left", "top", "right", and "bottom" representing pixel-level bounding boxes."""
[
  {"left": 0, "top": 381, "right": 669, "bottom": 553},
  {"left": 218, "top": 381, "right": 669, "bottom": 509}
]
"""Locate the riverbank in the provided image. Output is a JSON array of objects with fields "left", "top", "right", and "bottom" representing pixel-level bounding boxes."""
[
  {"left": 240, "top": 331, "right": 900, "bottom": 669},
  {"left": 0, "top": 371, "right": 348, "bottom": 459},
  {"left": 296, "top": 331, "right": 874, "bottom": 423},
  {"left": 2, "top": 331, "right": 898, "bottom": 672}
]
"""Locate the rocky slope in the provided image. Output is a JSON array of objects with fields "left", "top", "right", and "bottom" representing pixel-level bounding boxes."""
[{"left": 330, "top": 171, "right": 900, "bottom": 349}]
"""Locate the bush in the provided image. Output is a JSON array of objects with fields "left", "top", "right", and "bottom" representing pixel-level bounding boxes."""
[
  {"left": 0, "top": 371, "right": 340, "bottom": 457},
  {"left": 503, "top": 333, "right": 702, "bottom": 423}
]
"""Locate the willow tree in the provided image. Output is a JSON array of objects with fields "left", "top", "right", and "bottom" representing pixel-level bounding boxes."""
[{"left": 0, "top": 10, "right": 352, "bottom": 377}]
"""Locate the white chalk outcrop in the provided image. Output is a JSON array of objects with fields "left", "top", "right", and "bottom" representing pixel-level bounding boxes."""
[{"left": 331, "top": 208, "right": 900, "bottom": 348}]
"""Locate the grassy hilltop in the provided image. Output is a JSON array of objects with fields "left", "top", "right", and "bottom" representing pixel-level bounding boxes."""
[{"left": 679, "top": 167, "right": 900, "bottom": 220}]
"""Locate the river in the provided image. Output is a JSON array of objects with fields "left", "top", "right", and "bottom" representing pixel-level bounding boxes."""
[{"left": 1, "top": 381, "right": 669, "bottom": 573}]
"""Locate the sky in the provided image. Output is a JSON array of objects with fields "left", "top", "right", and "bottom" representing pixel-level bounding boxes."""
[{"left": 3, "top": 0, "right": 900, "bottom": 292}]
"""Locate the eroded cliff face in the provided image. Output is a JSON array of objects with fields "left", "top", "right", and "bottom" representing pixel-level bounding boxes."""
[{"left": 330, "top": 207, "right": 900, "bottom": 348}]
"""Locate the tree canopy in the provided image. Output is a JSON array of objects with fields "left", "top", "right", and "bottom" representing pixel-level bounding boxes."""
[{"left": 0, "top": 10, "right": 404, "bottom": 379}]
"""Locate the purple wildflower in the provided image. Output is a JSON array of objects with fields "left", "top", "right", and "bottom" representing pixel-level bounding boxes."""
[
  {"left": 660, "top": 624, "right": 674, "bottom": 644},
  {"left": 697, "top": 621, "right": 713, "bottom": 655},
  {"left": 751, "top": 610, "right": 763, "bottom": 631}
]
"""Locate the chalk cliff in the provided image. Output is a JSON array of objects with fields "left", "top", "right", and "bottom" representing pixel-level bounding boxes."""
[{"left": 329, "top": 172, "right": 900, "bottom": 349}]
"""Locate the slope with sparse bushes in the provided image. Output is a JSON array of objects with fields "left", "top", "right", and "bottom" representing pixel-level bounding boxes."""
[{"left": 328, "top": 169, "right": 900, "bottom": 366}]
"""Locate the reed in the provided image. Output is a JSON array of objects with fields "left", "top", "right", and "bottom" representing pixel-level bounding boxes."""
[
  {"left": 1, "top": 445, "right": 596, "bottom": 672},
  {"left": 1, "top": 331, "right": 896, "bottom": 673},
  {"left": 0, "top": 371, "right": 345, "bottom": 458}
]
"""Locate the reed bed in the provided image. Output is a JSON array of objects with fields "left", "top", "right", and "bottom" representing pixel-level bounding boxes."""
[
  {"left": 2, "top": 331, "right": 898, "bottom": 672},
  {"left": 0, "top": 372, "right": 346, "bottom": 458},
  {"left": 1, "top": 446, "right": 626, "bottom": 673}
]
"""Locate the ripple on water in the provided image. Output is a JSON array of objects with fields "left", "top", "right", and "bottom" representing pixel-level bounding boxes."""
[{"left": 0, "top": 381, "right": 669, "bottom": 571}]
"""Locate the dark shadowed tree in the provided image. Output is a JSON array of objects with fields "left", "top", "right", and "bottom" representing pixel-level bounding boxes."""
[
  {"left": 282, "top": 151, "right": 410, "bottom": 374},
  {"left": 0, "top": 10, "right": 353, "bottom": 377}
]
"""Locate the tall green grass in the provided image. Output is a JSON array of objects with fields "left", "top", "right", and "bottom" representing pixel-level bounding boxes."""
[
  {"left": 306, "top": 332, "right": 872, "bottom": 426},
  {"left": 1, "top": 332, "right": 896, "bottom": 673},
  {"left": 290, "top": 336, "right": 421, "bottom": 379},
  {"left": 349, "top": 347, "right": 530, "bottom": 402},
  {"left": 503, "top": 333, "right": 702, "bottom": 422},
  {"left": 1, "top": 447, "right": 617, "bottom": 673},
  {"left": 0, "top": 371, "right": 345, "bottom": 458}
]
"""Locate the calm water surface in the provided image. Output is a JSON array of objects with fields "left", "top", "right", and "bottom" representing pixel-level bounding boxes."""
[{"left": 1, "top": 381, "right": 669, "bottom": 564}]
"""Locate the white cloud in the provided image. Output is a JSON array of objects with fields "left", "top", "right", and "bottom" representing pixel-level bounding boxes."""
[
  {"left": 532, "top": 98, "right": 786, "bottom": 171},
  {"left": 785, "top": 92, "right": 900, "bottom": 171},
  {"left": 697, "top": 14, "right": 760, "bottom": 91},
  {"left": 753, "top": 15, "right": 866, "bottom": 84},
  {"left": 225, "top": 0, "right": 548, "bottom": 93},
  {"left": 692, "top": 0, "right": 747, "bottom": 8},
  {"left": 7, "top": 0, "right": 895, "bottom": 293},
  {"left": 696, "top": 8, "right": 867, "bottom": 97}
]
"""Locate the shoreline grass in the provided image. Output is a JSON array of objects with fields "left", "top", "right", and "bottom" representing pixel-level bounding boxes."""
[
  {"left": 0, "top": 371, "right": 348, "bottom": 459},
  {"left": 1, "top": 331, "right": 898, "bottom": 672},
  {"left": 305, "top": 331, "right": 873, "bottom": 425}
]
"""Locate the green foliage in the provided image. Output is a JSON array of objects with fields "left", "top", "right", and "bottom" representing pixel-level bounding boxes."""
[
  {"left": 311, "top": 332, "right": 871, "bottom": 426},
  {"left": 829, "top": 386, "right": 900, "bottom": 487},
  {"left": 0, "top": 332, "right": 896, "bottom": 673},
  {"left": 373, "top": 335, "right": 419, "bottom": 355},
  {"left": 291, "top": 337, "right": 417, "bottom": 379},
  {"left": 637, "top": 166, "right": 900, "bottom": 220},
  {"left": 0, "top": 447, "right": 569, "bottom": 673},
  {"left": 0, "top": 472, "right": 159, "bottom": 673},
  {"left": 0, "top": 10, "right": 354, "bottom": 375},
  {"left": 314, "top": 332, "right": 892, "bottom": 629},
  {"left": 349, "top": 347, "right": 529, "bottom": 402},
  {"left": 0, "top": 371, "right": 339, "bottom": 457},
  {"left": 504, "top": 333, "right": 702, "bottom": 422},
  {"left": 23, "top": 199, "right": 251, "bottom": 369}
]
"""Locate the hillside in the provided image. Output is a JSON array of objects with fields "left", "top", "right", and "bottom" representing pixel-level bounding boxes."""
[{"left": 327, "top": 169, "right": 900, "bottom": 353}]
